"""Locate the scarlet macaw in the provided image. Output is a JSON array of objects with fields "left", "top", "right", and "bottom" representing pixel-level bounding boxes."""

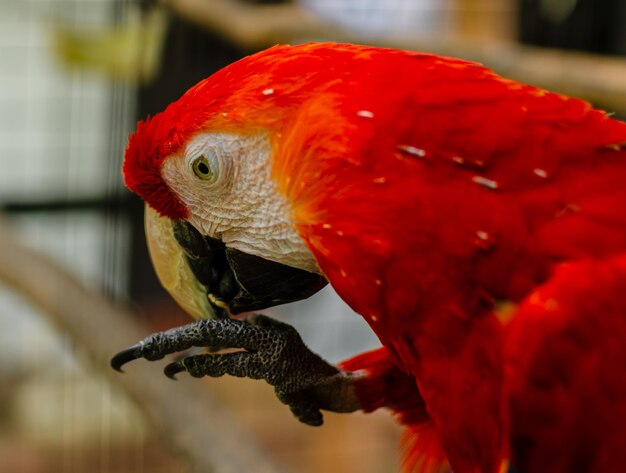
[{"left": 113, "top": 43, "right": 626, "bottom": 473}]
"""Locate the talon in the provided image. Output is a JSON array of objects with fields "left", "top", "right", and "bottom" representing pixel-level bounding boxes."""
[
  {"left": 110, "top": 316, "right": 356, "bottom": 427},
  {"left": 302, "top": 414, "right": 323, "bottom": 427},
  {"left": 110, "top": 342, "right": 144, "bottom": 372},
  {"left": 164, "top": 361, "right": 186, "bottom": 379}
]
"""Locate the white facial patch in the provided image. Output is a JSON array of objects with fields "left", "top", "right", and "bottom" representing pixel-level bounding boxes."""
[{"left": 161, "top": 131, "right": 320, "bottom": 274}]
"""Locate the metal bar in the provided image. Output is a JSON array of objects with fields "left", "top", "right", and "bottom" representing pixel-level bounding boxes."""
[{"left": 0, "top": 197, "right": 130, "bottom": 214}]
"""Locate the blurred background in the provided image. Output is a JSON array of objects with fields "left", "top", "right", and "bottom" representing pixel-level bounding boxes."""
[{"left": 0, "top": 0, "right": 624, "bottom": 472}]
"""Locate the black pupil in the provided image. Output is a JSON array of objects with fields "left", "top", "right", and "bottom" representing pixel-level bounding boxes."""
[{"left": 197, "top": 161, "right": 209, "bottom": 175}]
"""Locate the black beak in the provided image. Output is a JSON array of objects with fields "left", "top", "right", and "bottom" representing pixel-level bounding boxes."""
[{"left": 171, "top": 220, "right": 328, "bottom": 315}]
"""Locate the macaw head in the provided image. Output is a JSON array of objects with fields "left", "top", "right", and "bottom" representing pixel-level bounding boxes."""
[
  {"left": 122, "top": 43, "right": 369, "bottom": 317},
  {"left": 122, "top": 42, "right": 451, "bottom": 318}
]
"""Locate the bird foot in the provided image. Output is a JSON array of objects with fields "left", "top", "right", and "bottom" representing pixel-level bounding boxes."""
[{"left": 111, "top": 314, "right": 361, "bottom": 426}]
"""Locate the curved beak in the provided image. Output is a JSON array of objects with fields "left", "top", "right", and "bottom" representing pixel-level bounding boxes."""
[
  {"left": 145, "top": 205, "right": 219, "bottom": 319},
  {"left": 144, "top": 204, "right": 328, "bottom": 318}
]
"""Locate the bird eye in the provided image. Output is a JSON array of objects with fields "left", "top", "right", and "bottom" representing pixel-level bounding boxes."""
[{"left": 192, "top": 154, "right": 215, "bottom": 181}]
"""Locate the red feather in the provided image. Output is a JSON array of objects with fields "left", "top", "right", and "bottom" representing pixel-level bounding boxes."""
[
  {"left": 339, "top": 348, "right": 449, "bottom": 473},
  {"left": 505, "top": 256, "right": 626, "bottom": 472}
]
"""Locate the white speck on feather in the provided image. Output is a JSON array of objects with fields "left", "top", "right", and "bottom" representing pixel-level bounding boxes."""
[
  {"left": 262, "top": 88, "right": 274, "bottom": 96},
  {"left": 533, "top": 168, "right": 548, "bottom": 178},
  {"left": 397, "top": 144, "right": 427, "bottom": 158},
  {"left": 357, "top": 110, "right": 374, "bottom": 118},
  {"left": 476, "top": 230, "right": 490, "bottom": 241},
  {"left": 472, "top": 175, "right": 499, "bottom": 190}
]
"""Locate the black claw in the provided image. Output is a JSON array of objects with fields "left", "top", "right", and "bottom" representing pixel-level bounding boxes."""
[
  {"left": 110, "top": 342, "right": 144, "bottom": 372},
  {"left": 302, "top": 415, "right": 323, "bottom": 427},
  {"left": 164, "top": 361, "right": 185, "bottom": 379},
  {"left": 110, "top": 315, "right": 355, "bottom": 427}
]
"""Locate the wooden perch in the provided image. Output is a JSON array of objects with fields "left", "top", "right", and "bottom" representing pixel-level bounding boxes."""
[
  {"left": 0, "top": 217, "right": 286, "bottom": 473},
  {"left": 159, "top": 0, "right": 340, "bottom": 50},
  {"left": 161, "top": 0, "right": 626, "bottom": 115}
]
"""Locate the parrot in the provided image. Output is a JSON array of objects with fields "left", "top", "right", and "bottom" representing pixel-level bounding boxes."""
[{"left": 112, "top": 42, "right": 626, "bottom": 473}]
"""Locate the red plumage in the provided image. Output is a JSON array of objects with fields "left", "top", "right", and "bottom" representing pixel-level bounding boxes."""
[
  {"left": 123, "top": 43, "right": 626, "bottom": 472},
  {"left": 505, "top": 257, "right": 626, "bottom": 472},
  {"left": 340, "top": 348, "right": 449, "bottom": 472}
]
